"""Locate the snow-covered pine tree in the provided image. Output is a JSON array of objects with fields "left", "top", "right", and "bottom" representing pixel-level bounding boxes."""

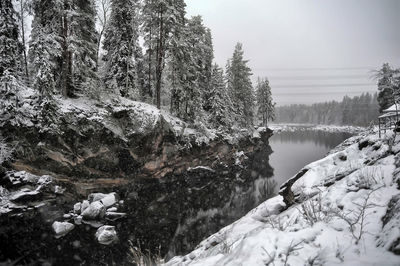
[
  {"left": 69, "top": 0, "right": 98, "bottom": 96},
  {"left": 201, "top": 28, "right": 214, "bottom": 112},
  {"left": 375, "top": 63, "right": 396, "bottom": 112},
  {"left": 102, "top": 0, "right": 141, "bottom": 98},
  {"left": 0, "top": 0, "right": 22, "bottom": 79},
  {"left": 256, "top": 77, "right": 275, "bottom": 127},
  {"left": 226, "top": 43, "right": 255, "bottom": 128},
  {"left": 29, "top": 0, "right": 63, "bottom": 97},
  {"left": 168, "top": 16, "right": 213, "bottom": 122},
  {"left": 142, "top": 0, "right": 186, "bottom": 109},
  {"left": 208, "top": 64, "right": 233, "bottom": 128},
  {"left": 30, "top": 0, "right": 98, "bottom": 98},
  {"left": 14, "top": 0, "right": 30, "bottom": 80}
]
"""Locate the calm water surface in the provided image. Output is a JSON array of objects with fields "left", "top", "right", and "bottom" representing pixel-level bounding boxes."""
[{"left": 269, "top": 129, "right": 354, "bottom": 187}]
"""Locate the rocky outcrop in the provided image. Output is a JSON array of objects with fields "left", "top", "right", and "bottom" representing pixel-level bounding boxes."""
[{"left": 2, "top": 96, "right": 263, "bottom": 186}]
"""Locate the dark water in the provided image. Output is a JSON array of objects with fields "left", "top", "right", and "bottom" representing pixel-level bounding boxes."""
[{"left": 269, "top": 129, "right": 353, "bottom": 187}]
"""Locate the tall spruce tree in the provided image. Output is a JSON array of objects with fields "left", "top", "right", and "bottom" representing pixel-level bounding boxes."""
[
  {"left": 29, "top": 0, "right": 97, "bottom": 98},
  {"left": 29, "top": 0, "right": 63, "bottom": 97},
  {"left": 376, "top": 63, "right": 396, "bottom": 112},
  {"left": 226, "top": 43, "right": 254, "bottom": 127},
  {"left": 142, "top": 0, "right": 186, "bottom": 109},
  {"left": 102, "top": 0, "right": 141, "bottom": 98},
  {"left": 256, "top": 78, "right": 275, "bottom": 127},
  {"left": 208, "top": 64, "right": 233, "bottom": 128},
  {"left": 70, "top": 0, "right": 98, "bottom": 94},
  {"left": 168, "top": 16, "right": 213, "bottom": 121},
  {"left": 0, "top": 0, "right": 22, "bottom": 79}
]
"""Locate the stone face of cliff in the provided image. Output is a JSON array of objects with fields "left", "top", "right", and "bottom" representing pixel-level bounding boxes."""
[{"left": 2, "top": 95, "right": 253, "bottom": 183}]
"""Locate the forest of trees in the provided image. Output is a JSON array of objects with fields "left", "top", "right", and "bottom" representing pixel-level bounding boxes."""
[
  {"left": 275, "top": 63, "right": 400, "bottom": 127},
  {"left": 0, "top": 0, "right": 276, "bottom": 131},
  {"left": 275, "top": 93, "right": 380, "bottom": 126}
]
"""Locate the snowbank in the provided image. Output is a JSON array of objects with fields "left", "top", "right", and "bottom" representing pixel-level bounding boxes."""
[{"left": 166, "top": 130, "right": 400, "bottom": 265}]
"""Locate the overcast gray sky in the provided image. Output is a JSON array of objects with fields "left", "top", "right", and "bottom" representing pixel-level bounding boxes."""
[{"left": 185, "top": 0, "right": 400, "bottom": 105}]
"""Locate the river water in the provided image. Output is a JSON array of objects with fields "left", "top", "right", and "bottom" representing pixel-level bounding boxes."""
[{"left": 269, "top": 128, "right": 354, "bottom": 188}]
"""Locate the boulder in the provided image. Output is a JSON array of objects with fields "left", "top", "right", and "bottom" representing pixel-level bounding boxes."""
[
  {"left": 73, "top": 202, "right": 81, "bottom": 214},
  {"left": 88, "top": 193, "right": 107, "bottom": 202},
  {"left": 54, "top": 185, "right": 65, "bottom": 194},
  {"left": 74, "top": 215, "right": 83, "bottom": 225},
  {"left": 10, "top": 188, "right": 41, "bottom": 203},
  {"left": 100, "top": 193, "right": 118, "bottom": 208},
  {"left": 95, "top": 225, "right": 118, "bottom": 245},
  {"left": 81, "top": 200, "right": 90, "bottom": 213},
  {"left": 52, "top": 221, "right": 75, "bottom": 238},
  {"left": 81, "top": 201, "right": 106, "bottom": 220},
  {"left": 105, "top": 212, "right": 127, "bottom": 221},
  {"left": 107, "top": 207, "right": 118, "bottom": 212}
]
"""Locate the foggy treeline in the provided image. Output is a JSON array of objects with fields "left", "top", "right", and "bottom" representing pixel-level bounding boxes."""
[{"left": 275, "top": 92, "right": 379, "bottom": 126}]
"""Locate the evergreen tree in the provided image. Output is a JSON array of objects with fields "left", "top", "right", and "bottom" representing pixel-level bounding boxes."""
[
  {"left": 142, "top": 0, "right": 186, "bottom": 109},
  {"left": 201, "top": 28, "right": 214, "bottom": 111},
  {"left": 14, "top": 0, "right": 31, "bottom": 79},
  {"left": 375, "top": 63, "right": 396, "bottom": 112},
  {"left": 29, "top": 0, "right": 97, "bottom": 98},
  {"left": 168, "top": 16, "right": 213, "bottom": 121},
  {"left": 70, "top": 0, "right": 98, "bottom": 95},
  {"left": 226, "top": 43, "right": 254, "bottom": 127},
  {"left": 0, "top": 0, "right": 22, "bottom": 79},
  {"left": 256, "top": 78, "right": 275, "bottom": 127},
  {"left": 208, "top": 64, "right": 233, "bottom": 128},
  {"left": 29, "top": 0, "right": 62, "bottom": 97},
  {"left": 102, "top": 0, "right": 141, "bottom": 98}
]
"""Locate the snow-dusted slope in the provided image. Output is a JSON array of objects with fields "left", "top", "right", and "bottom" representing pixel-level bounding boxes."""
[{"left": 166, "top": 130, "right": 400, "bottom": 266}]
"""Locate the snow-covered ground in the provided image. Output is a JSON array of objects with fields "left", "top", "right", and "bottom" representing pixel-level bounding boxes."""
[
  {"left": 165, "top": 129, "right": 400, "bottom": 266},
  {"left": 269, "top": 123, "right": 366, "bottom": 134}
]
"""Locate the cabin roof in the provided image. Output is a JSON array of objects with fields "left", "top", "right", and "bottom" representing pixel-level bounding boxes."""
[
  {"left": 383, "top": 104, "right": 399, "bottom": 113},
  {"left": 379, "top": 112, "right": 399, "bottom": 119}
]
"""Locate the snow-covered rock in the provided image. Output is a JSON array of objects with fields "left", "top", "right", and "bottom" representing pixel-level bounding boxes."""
[
  {"left": 88, "top": 193, "right": 108, "bottom": 202},
  {"left": 81, "top": 201, "right": 106, "bottom": 220},
  {"left": 105, "top": 212, "right": 127, "bottom": 221},
  {"left": 10, "top": 188, "right": 41, "bottom": 202},
  {"left": 52, "top": 221, "right": 75, "bottom": 238},
  {"left": 95, "top": 225, "right": 118, "bottom": 245},
  {"left": 100, "top": 193, "right": 118, "bottom": 208},
  {"left": 81, "top": 200, "right": 90, "bottom": 213},
  {"left": 73, "top": 202, "right": 82, "bottom": 214},
  {"left": 54, "top": 185, "right": 65, "bottom": 194},
  {"left": 74, "top": 215, "right": 83, "bottom": 225}
]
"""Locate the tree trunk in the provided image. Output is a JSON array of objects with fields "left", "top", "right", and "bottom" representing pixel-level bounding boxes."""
[
  {"left": 155, "top": 10, "right": 164, "bottom": 109},
  {"left": 61, "top": 7, "right": 71, "bottom": 97},
  {"left": 19, "top": 0, "right": 29, "bottom": 79}
]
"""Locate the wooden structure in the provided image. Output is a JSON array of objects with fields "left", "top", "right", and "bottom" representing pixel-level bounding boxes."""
[{"left": 378, "top": 104, "right": 400, "bottom": 137}]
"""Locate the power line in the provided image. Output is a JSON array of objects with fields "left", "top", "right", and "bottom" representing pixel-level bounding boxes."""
[
  {"left": 253, "top": 67, "right": 375, "bottom": 71},
  {"left": 268, "top": 74, "right": 370, "bottom": 80},
  {"left": 271, "top": 83, "right": 374, "bottom": 88},
  {"left": 273, "top": 90, "right": 376, "bottom": 96}
]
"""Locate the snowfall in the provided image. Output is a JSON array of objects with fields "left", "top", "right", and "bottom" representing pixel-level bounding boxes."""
[{"left": 165, "top": 129, "right": 400, "bottom": 266}]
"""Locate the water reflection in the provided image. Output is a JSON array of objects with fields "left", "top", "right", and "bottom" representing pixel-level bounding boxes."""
[{"left": 270, "top": 129, "right": 353, "bottom": 187}]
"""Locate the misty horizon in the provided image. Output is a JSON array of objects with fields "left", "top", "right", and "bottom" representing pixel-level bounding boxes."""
[{"left": 185, "top": 0, "right": 400, "bottom": 105}]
